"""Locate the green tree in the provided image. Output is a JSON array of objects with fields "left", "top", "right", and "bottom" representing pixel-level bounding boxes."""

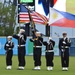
[{"left": 0, "top": 2, "right": 16, "bottom": 36}]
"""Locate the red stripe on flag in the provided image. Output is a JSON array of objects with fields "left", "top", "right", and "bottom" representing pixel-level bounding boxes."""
[
  {"left": 50, "top": 18, "right": 75, "bottom": 28},
  {"left": 19, "top": 11, "right": 48, "bottom": 24},
  {"left": 54, "top": 0, "right": 57, "bottom": 4}
]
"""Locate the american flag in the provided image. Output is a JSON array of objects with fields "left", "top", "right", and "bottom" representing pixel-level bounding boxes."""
[{"left": 19, "top": 4, "right": 48, "bottom": 25}]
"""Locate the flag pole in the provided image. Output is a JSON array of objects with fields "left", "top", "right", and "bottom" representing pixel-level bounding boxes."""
[
  {"left": 47, "top": 0, "right": 54, "bottom": 37},
  {"left": 28, "top": 8, "right": 35, "bottom": 28},
  {"left": 27, "top": 6, "right": 36, "bottom": 36},
  {"left": 46, "top": 0, "right": 50, "bottom": 37},
  {"left": 18, "top": 3, "right": 21, "bottom": 47},
  {"left": 46, "top": 0, "right": 51, "bottom": 51}
]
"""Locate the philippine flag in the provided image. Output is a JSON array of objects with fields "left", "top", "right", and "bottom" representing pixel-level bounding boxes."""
[{"left": 49, "top": 8, "right": 75, "bottom": 28}]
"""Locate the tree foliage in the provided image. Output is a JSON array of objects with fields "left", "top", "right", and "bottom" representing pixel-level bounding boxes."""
[{"left": 0, "top": 2, "right": 16, "bottom": 36}]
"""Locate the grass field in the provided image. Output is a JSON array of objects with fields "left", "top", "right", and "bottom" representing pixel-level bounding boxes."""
[{"left": 0, "top": 56, "right": 75, "bottom": 75}]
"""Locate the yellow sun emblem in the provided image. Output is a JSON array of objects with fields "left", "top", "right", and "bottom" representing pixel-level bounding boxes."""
[{"left": 52, "top": 12, "right": 58, "bottom": 19}]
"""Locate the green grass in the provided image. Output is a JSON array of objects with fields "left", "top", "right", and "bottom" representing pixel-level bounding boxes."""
[{"left": 0, "top": 56, "right": 75, "bottom": 75}]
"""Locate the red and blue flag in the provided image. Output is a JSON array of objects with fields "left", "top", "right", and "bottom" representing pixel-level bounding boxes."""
[{"left": 49, "top": 8, "right": 75, "bottom": 28}]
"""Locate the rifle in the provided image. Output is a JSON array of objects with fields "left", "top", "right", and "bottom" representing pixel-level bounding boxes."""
[{"left": 62, "top": 40, "right": 66, "bottom": 57}]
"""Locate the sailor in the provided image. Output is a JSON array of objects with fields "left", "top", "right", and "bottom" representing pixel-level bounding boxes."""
[
  {"left": 30, "top": 31, "right": 43, "bottom": 70},
  {"left": 43, "top": 37, "right": 55, "bottom": 71},
  {"left": 59, "top": 32, "right": 71, "bottom": 71},
  {"left": 4, "top": 36, "right": 14, "bottom": 70},
  {"left": 13, "top": 29, "right": 27, "bottom": 70}
]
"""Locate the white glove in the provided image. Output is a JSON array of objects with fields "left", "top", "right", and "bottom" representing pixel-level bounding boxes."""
[
  {"left": 63, "top": 41, "right": 66, "bottom": 44},
  {"left": 20, "top": 35, "right": 23, "bottom": 38},
  {"left": 6, "top": 44, "right": 9, "bottom": 46},
  {"left": 61, "top": 49, "right": 64, "bottom": 52},
  {"left": 17, "top": 34, "right": 20, "bottom": 36}
]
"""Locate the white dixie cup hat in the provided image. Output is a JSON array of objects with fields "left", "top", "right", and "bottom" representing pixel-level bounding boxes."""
[
  {"left": 19, "top": 29, "right": 25, "bottom": 34},
  {"left": 7, "top": 36, "right": 12, "bottom": 39}
]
